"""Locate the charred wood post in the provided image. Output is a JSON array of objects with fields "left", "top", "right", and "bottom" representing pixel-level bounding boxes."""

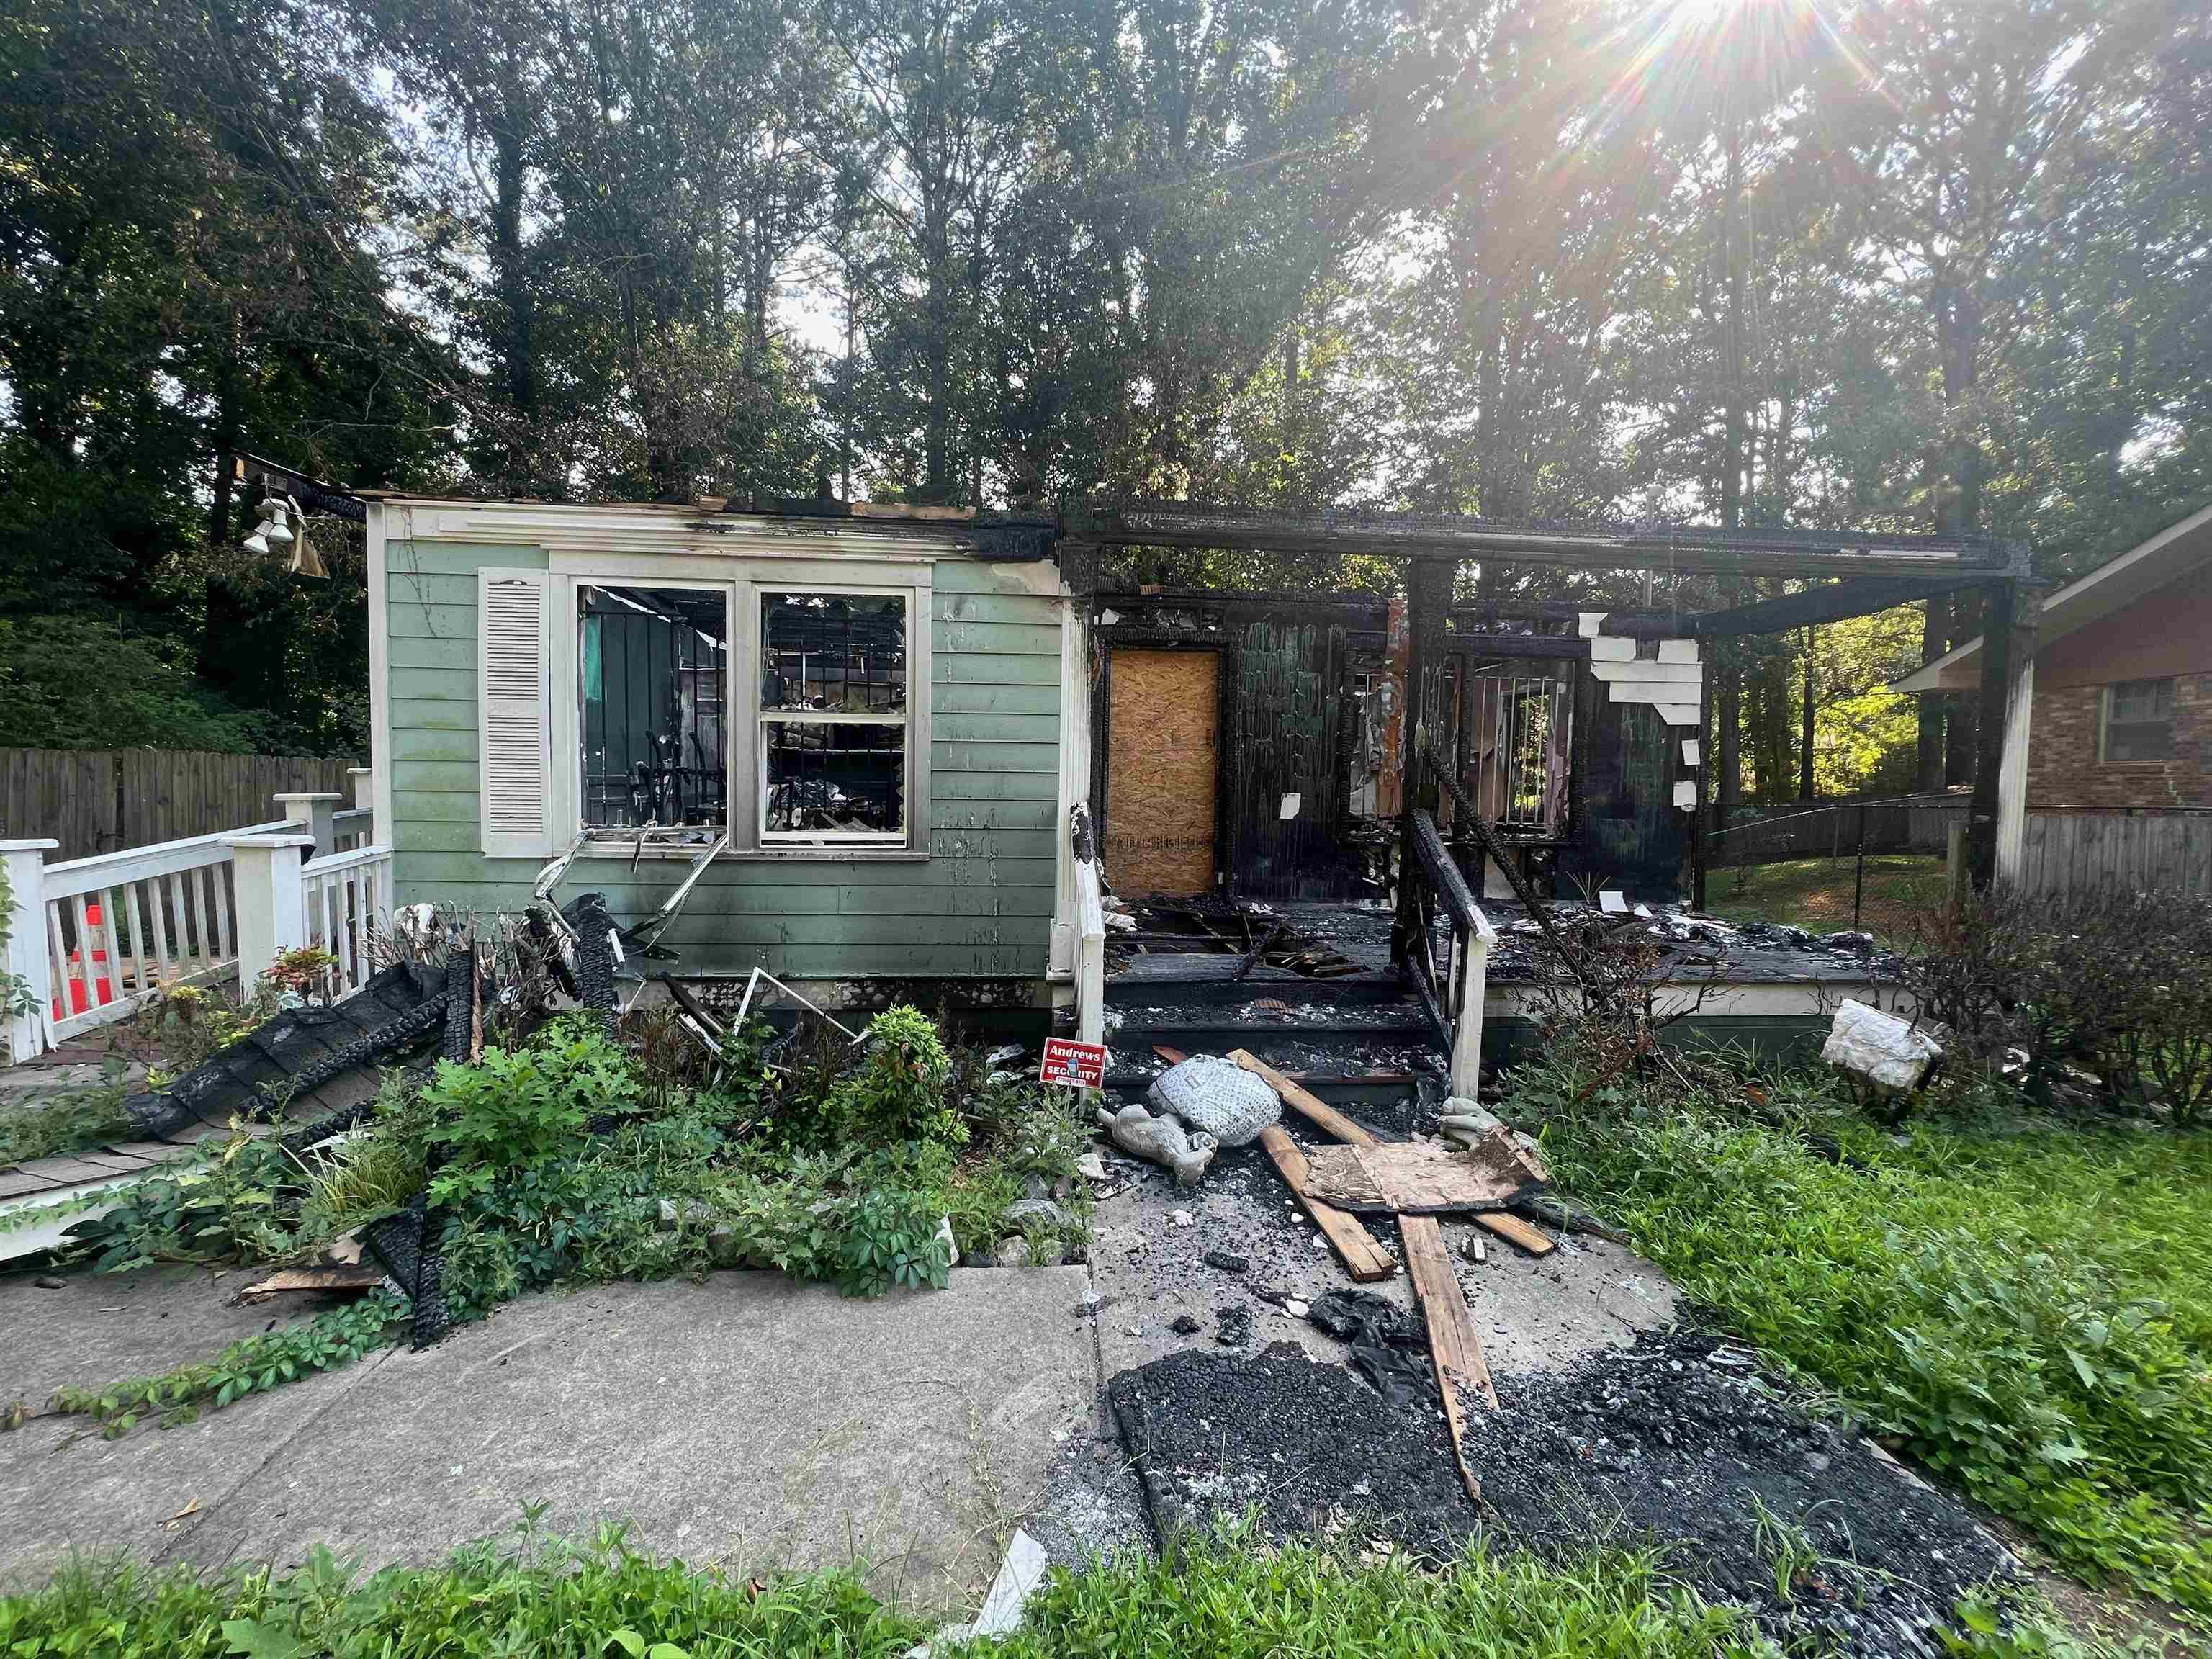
[{"left": 1393, "top": 560, "right": 1455, "bottom": 966}]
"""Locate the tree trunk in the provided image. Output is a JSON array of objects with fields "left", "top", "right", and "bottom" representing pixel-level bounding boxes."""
[
  {"left": 1799, "top": 623, "right": 1815, "bottom": 801},
  {"left": 489, "top": 103, "right": 536, "bottom": 495}
]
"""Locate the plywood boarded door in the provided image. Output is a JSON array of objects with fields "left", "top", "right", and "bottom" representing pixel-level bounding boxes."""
[{"left": 1106, "top": 648, "right": 1219, "bottom": 896}]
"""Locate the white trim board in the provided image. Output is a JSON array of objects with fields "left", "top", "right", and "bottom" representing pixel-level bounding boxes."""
[{"left": 1591, "top": 660, "right": 1703, "bottom": 686}]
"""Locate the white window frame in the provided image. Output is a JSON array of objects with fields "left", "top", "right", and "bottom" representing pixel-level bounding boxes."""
[
  {"left": 571, "top": 576, "right": 735, "bottom": 837},
  {"left": 753, "top": 582, "right": 916, "bottom": 849},
  {"left": 2100, "top": 675, "right": 2175, "bottom": 765},
  {"left": 545, "top": 552, "right": 933, "bottom": 860}
]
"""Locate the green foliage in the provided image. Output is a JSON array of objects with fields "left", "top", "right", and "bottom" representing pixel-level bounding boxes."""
[
  {"left": 1512, "top": 1038, "right": 2212, "bottom": 1615},
  {"left": 0, "top": 1523, "right": 920, "bottom": 1659},
  {"left": 0, "top": 1073, "right": 131, "bottom": 1167},
  {"left": 0, "top": 1519, "right": 1798, "bottom": 1659},
  {"left": 0, "top": 617, "right": 294, "bottom": 754},
  {"left": 123, "top": 981, "right": 286, "bottom": 1074},
  {"left": 421, "top": 1023, "right": 639, "bottom": 1204},
  {"left": 50, "top": 1292, "right": 408, "bottom": 1437},
  {"left": 836, "top": 1187, "right": 951, "bottom": 1298},
  {"left": 815, "top": 1004, "right": 963, "bottom": 1150},
  {"left": 0, "top": 853, "right": 37, "bottom": 1033},
  {"left": 67, "top": 1131, "right": 308, "bottom": 1272}
]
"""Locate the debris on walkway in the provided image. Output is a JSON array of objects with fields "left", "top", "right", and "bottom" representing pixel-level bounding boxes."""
[
  {"left": 1147, "top": 1054, "right": 1280, "bottom": 1147},
  {"left": 1095, "top": 1102, "right": 1216, "bottom": 1186}
]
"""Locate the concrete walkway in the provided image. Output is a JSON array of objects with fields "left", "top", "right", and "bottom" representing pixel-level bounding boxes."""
[{"left": 0, "top": 1265, "right": 1097, "bottom": 1617}]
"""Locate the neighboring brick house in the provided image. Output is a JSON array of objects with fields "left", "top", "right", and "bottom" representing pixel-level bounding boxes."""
[{"left": 1897, "top": 505, "right": 2212, "bottom": 812}]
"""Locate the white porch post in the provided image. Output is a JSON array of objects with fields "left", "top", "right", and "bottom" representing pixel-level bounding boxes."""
[
  {"left": 1995, "top": 656, "right": 2033, "bottom": 887},
  {"left": 1449, "top": 930, "right": 1491, "bottom": 1100},
  {"left": 1, "top": 840, "right": 58, "bottom": 1065},
  {"left": 347, "top": 766, "right": 374, "bottom": 817},
  {"left": 274, "top": 792, "right": 343, "bottom": 858},
  {"left": 226, "top": 835, "right": 315, "bottom": 997}
]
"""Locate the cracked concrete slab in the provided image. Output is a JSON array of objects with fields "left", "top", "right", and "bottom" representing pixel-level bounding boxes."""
[{"left": 0, "top": 1267, "right": 1097, "bottom": 1618}]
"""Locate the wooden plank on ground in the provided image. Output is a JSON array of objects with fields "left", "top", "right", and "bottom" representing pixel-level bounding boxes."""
[
  {"left": 1229, "top": 1050, "right": 1379, "bottom": 1146},
  {"left": 1401, "top": 1214, "right": 1495, "bottom": 1504},
  {"left": 1302, "top": 1138, "right": 1538, "bottom": 1215},
  {"left": 1474, "top": 1211, "right": 1556, "bottom": 1256},
  {"left": 1257, "top": 1125, "right": 1398, "bottom": 1282}
]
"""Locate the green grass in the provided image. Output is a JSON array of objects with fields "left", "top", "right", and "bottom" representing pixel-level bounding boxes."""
[
  {"left": 1707, "top": 853, "right": 1948, "bottom": 944},
  {"left": 1514, "top": 1051, "right": 2212, "bottom": 1622},
  {"left": 0, "top": 1527, "right": 1787, "bottom": 1659}
]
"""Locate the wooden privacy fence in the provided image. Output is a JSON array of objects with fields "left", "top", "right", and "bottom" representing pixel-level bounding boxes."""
[
  {"left": 2016, "top": 808, "right": 2212, "bottom": 897},
  {"left": 0, "top": 749, "right": 362, "bottom": 863}
]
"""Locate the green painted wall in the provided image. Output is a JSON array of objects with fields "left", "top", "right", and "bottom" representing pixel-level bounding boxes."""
[{"left": 384, "top": 539, "right": 1064, "bottom": 982}]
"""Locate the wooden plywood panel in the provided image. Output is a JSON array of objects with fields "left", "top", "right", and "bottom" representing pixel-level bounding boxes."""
[{"left": 1105, "top": 648, "right": 1218, "bottom": 896}]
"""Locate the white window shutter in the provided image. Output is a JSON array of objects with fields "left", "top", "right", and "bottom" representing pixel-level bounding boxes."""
[{"left": 477, "top": 568, "right": 555, "bottom": 858}]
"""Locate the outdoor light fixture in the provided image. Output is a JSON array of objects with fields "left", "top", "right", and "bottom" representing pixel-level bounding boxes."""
[{"left": 240, "top": 494, "right": 325, "bottom": 576}]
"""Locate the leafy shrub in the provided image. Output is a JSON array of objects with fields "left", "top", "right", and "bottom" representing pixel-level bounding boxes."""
[
  {"left": 817, "top": 1004, "right": 962, "bottom": 1148},
  {"left": 422, "top": 1023, "right": 639, "bottom": 1203},
  {"left": 67, "top": 1130, "right": 305, "bottom": 1271},
  {"left": 120, "top": 981, "right": 282, "bottom": 1071},
  {"left": 0, "top": 1074, "right": 131, "bottom": 1166},
  {"left": 837, "top": 1187, "right": 952, "bottom": 1297},
  {"left": 1898, "top": 886, "right": 2212, "bottom": 1125}
]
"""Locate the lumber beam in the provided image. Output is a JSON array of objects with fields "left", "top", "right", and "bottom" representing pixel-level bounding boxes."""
[
  {"left": 1257, "top": 1126, "right": 1399, "bottom": 1282},
  {"left": 1401, "top": 1213, "right": 1496, "bottom": 1505},
  {"left": 1228, "top": 1051, "right": 1379, "bottom": 1146},
  {"left": 1681, "top": 576, "right": 1969, "bottom": 637},
  {"left": 1473, "top": 1212, "right": 1555, "bottom": 1256}
]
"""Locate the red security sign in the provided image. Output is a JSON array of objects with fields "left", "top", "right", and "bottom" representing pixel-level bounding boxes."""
[{"left": 1040, "top": 1038, "right": 1108, "bottom": 1090}]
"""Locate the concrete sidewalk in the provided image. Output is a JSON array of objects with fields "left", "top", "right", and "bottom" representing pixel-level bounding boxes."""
[{"left": 0, "top": 1266, "right": 1098, "bottom": 1617}]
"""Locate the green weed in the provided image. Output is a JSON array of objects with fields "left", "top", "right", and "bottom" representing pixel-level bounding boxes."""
[
  {"left": 0, "top": 1074, "right": 131, "bottom": 1166},
  {"left": 49, "top": 1291, "right": 408, "bottom": 1436},
  {"left": 1512, "top": 1040, "right": 2212, "bottom": 1617}
]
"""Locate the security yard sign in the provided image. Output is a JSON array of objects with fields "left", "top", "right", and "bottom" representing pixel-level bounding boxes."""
[{"left": 1040, "top": 1038, "right": 1108, "bottom": 1090}]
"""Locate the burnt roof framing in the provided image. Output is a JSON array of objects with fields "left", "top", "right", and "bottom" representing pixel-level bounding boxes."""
[{"left": 1066, "top": 498, "right": 2028, "bottom": 589}]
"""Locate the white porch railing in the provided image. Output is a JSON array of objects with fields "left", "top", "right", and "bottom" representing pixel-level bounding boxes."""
[
  {"left": 302, "top": 842, "right": 396, "bottom": 997},
  {"left": 2, "top": 779, "right": 390, "bottom": 1063}
]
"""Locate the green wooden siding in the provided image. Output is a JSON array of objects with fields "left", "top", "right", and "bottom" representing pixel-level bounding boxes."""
[{"left": 384, "top": 538, "right": 1065, "bottom": 982}]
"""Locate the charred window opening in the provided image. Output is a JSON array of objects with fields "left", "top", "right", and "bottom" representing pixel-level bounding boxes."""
[
  {"left": 578, "top": 584, "right": 728, "bottom": 830},
  {"left": 760, "top": 591, "right": 909, "bottom": 843}
]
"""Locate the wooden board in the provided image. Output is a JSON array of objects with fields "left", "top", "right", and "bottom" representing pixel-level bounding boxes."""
[
  {"left": 1301, "top": 1139, "right": 1538, "bottom": 1215},
  {"left": 1401, "top": 1213, "right": 1496, "bottom": 1504},
  {"left": 1228, "top": 1051, "right": 1377, "bottom": 1147},
  {"left": 1257, "top": 1125, "right": 1398, "bottom": 1282},
  {"left": 1105, "top": 648, "right": 1218, "bottom": 896},
  {"left": 1474, "top": 1211, "right": 1556, "bottom": 1256}
]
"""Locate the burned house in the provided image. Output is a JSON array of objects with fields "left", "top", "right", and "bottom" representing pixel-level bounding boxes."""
[{"left": 356, "top": 493, "right": 2031, "bottom": 1071}]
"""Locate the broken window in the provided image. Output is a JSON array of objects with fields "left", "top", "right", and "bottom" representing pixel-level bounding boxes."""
[
  {"left": 2103, "top": 676, "right": 2175, "bottom": 763},
  {"left": 759, "top": 590, "right": 909, "bottom": 842},
  {"left": 577, "top": 584, "right": 729, "bottom": 829}
]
